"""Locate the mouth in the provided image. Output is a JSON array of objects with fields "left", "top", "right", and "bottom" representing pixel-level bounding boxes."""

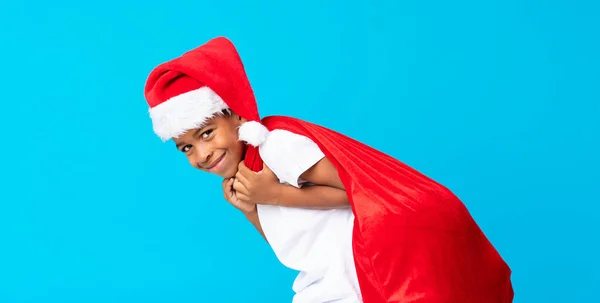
[{"left": 205, "top": 153, "right": 226, "bottom": 173}]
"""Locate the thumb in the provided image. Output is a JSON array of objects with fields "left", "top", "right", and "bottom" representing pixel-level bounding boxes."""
[{"left": 238, "top": 160, "right": 250, "bottom": 173}]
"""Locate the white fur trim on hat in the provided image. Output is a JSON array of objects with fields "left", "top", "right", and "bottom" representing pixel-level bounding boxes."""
[
  {"left": 238, "top": 121, "right": 269, "bottom": 147},
  {"left": 149, "top": 87, "right": 229, "bottom": 141}
]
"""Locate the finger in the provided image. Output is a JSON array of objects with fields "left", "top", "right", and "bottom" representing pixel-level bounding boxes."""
[
  {"left": 235, "top": 170, "right": 251, "bottom": 188},
  {"left": 236, "top": 192, "right": 251, "bottom": 202},
  {"left": 223, "top": 177, "right": 233, "bottom": 189},
  {"left": 222, "top": 178, "right": 230, "bottom": 198},
  {"left": 237, "top": 161, "right": 254, "bottom": 177},
  {"left": 233, "top": 179, "right": 249, "bottom": 195},
  {"left": 225, "top": 178, "right": 237, "bottom": 199},
  {"left": 224, "top": 177, "right": 233, "bottom": 189}
]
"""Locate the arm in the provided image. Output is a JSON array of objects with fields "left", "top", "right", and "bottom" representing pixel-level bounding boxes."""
[
  {"left": 241, "top": 158, "right": 346, "bottom": 240},
  {"left": 235, "top": 130, "right": 350, "bottom": 209},
  {"left": 235, "top": 157, "right": 349, "bottom": 209},
  {"left": 300, "top": 157, "right": 345, "bottom": 191},
  {"left": 223, "top": 178, "right": 267, "bottom": 242},
  {"left": 245, "top": 209, "right": 267, "bottom": 241},
  {"left": 272, "top": 157, "right": 348, "bottom": 209},
  {"left": 273, "top": 183, "right": 348, "bottom": 209}
]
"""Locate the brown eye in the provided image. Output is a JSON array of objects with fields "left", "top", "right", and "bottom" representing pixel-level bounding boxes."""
[
  {"left": 181, "top": 145, "right": 192, "bottom": 153},
  {"left": 201, "top": 129, "right": 213, "bottom": 139}
]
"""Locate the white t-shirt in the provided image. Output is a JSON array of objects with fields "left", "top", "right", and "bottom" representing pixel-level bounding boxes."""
[{"left": 256, "top": 129, "right": 362, "bottom": 303}]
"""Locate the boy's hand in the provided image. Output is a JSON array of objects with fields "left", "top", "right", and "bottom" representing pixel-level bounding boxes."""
[
  {"left": 222, "top": 178, "right": 256, "bottom": 215},
  {"left": 233, "top": 161, "right": 282, "bottom": 205}
]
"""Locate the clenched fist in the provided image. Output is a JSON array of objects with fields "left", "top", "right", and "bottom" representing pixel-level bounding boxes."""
[
  {"left": 233, "top": 161, "right": 282, "bottom": 205},
  {"left": 222, "top": 177, "right": 257, "bottom": 215}
]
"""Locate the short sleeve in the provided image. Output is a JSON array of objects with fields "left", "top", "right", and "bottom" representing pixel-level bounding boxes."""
[{"left": 258, "top": 129, "right": 325, "bottom": 188}]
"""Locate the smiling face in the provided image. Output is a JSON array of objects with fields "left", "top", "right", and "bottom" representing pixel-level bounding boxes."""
[{"left": 172, "top": 110, "right": 247, "bottom": 178}]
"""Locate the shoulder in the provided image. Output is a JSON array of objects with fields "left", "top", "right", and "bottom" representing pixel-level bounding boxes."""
[
  {"left": 263, "top": 129, "right": 314, "bottom": 147},
  {"left": 259, "top": 129, "right": 325, "bottom": 187}
]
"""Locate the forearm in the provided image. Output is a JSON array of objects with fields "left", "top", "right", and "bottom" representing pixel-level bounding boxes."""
[
  {"left": 245, "top": 210, "right": 267, "bottom": 242},
  {"left": 272, "top": 184, "right": 349, "bottom": 209}
]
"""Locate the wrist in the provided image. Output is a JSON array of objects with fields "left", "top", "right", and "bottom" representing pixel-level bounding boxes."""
[
  {"left": 243, "top": 205, "right": 258, "bottom": 216},
  {"left": 268, "top": 183, "right": 285, "bottom": 206},
  {"left": 244, "top": 207, "right": 258, "bottom": 220}
]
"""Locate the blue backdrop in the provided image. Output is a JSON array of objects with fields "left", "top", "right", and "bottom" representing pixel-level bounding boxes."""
[{"left": 1, "top": 0, "right": 598, "bottom": 302}]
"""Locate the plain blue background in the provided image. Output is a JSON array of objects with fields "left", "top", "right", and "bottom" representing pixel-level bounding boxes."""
[{"left": 1, "top": 0, "right": 598, "bottom": 302}]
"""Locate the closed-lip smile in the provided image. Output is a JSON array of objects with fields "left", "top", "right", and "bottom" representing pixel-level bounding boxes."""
[{"left": 205, "top": 153, "right": 226, "bottom": 171}]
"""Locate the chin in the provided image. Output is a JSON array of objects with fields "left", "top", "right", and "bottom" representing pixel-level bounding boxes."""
[{"left": 221, "top": 167, "right": 237, "bottom": 179}]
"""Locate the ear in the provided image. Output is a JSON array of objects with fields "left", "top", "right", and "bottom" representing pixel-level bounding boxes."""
[{"left": 229, "top": 111, "right": 245, "bottom": 126}]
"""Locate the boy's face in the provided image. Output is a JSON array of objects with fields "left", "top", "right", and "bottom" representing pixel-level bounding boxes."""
[{"left": 172, "top": 112, "right": 246, "bottom": 178}]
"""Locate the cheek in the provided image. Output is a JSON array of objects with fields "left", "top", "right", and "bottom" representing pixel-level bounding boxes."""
[
  {"left": 231, "top": 142, "right": 246, "bottom": 164},
  {"left": 214, "top": 133, "right": 240, "bottom": 150}
]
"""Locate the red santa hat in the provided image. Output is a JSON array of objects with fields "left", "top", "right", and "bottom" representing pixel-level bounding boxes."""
[{"left": 144, "top": 36, "right": 269, "bottom": 146}]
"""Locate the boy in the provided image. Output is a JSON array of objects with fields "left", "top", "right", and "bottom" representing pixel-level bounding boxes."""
[{"left": 143, "top": 37, "right": 514, "bottom": 303}]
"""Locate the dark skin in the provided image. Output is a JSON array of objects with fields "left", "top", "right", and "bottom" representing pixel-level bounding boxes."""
[
  {"left": 172, "top": 111, "right": 349, "bottom": 240},
  {"left": 174, "top": 111, "right": 247, "bottom": 179}
]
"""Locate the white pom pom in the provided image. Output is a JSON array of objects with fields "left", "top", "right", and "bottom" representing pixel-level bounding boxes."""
[{"left": 238, "top": 121, "right": 270, "bottom": 147}]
